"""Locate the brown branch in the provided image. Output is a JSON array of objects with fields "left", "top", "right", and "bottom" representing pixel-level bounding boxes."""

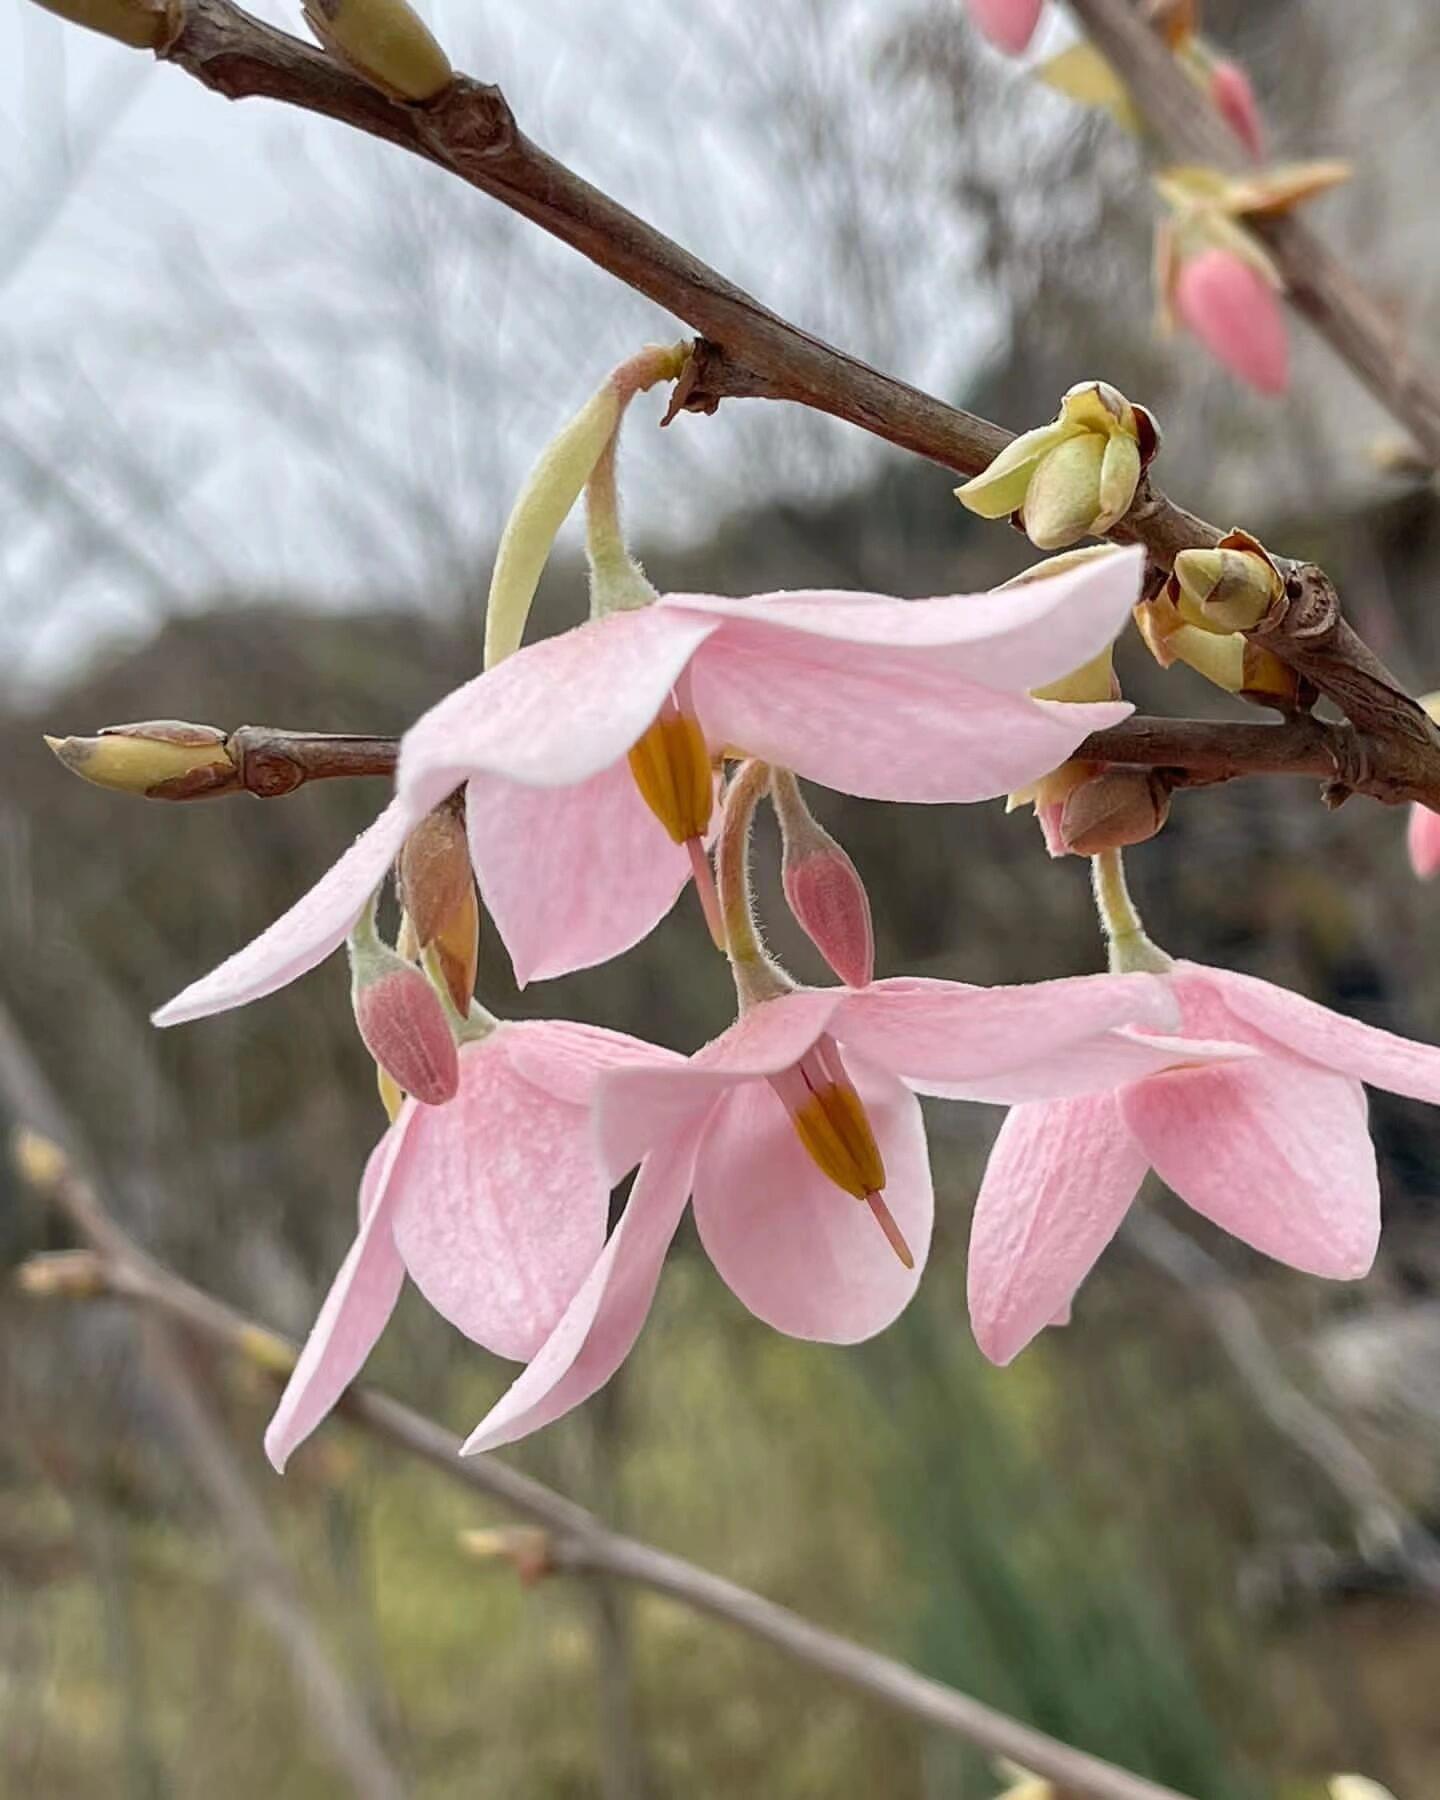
[
  {"left": 78, "top": 713, "right": 1440, "bottom": 808},
  {"left": 14, "top": 1241, "right": 1196, "bottom": 1800},
  {"left": 1064, "top": 0, "right": 1440, "bottom": 464},
  {"left": 130, "top": 2, "right": 1440, "bottom": 793}
]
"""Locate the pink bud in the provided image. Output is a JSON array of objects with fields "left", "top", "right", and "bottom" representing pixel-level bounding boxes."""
[
  {"left": 966, "top": 0, "right": 1043, "bottom": 55},
  {"left": 1408, "top": 804, "right": 1440, "bottom": 880},
  {"left": 1175, "top": 248, "right": 1289, "bottom": 395},
  {"left": 1209, "top": 58, "right": 1265, "bottom": 160},
  {"left": 354, "top": 965, "right": 460, "bottom": 1106},
  {"left": 783, "top": 846, "right": 876, "bottom": 988}
]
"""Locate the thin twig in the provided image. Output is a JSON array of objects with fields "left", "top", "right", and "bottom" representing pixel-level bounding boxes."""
[
  {"left": 14, "top": 1243, "right": 1196, "bottom": 1800},
  {"left": 132, "top": 3, "right": 1440, "bottom": 787},
  {"left": 0, "top": 1002, "right": 405, "bottom": 1800}
]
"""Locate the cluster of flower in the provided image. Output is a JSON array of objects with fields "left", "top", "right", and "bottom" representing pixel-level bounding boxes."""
[{"left": 145, "top": 355, "right": 1440, "bottom": 1474}]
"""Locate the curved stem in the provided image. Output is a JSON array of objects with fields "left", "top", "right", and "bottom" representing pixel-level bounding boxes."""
[
  {"left": 1091, "top": 848, "right": 1173, "bottom": 976},
  {"left": 714, "top": 760, "right": 789, "bottom": 1005}
]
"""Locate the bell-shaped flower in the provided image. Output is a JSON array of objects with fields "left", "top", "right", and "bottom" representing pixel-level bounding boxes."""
[
  {"left": 265, "top": 1015, "right": 673, "bottom": 1470},
  {"left": 969, "top": 959, "right": 1440, "bottom": 1365},
  {"left": 153, "top": 548, "right": 1145, "bottom": 1021},
  {"left": 956, "top": 384, "right": 1160, "bottom": 552},
  {"left": 461, "top": 968, "right": 1225, "bottom": 1453},
  {"left": 965, "top": 0, "right": 1043, "bottom": 56}
]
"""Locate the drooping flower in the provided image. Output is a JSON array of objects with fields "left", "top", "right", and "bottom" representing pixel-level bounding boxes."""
[
  {"left": 964, "top": 0, "right": 1044, "bottom": 56},
  {"left": 1173, "top": 247, "right": 1289, "bottom": 395},
  {"left": 969, "top": 861, "right": 1440, "bottom": 1364},
  {"left": 461, "top": 762, "right": 1229, "bottom": 1454},
  {"left": 461, "top": 969, "right": 1222, "bottom": 1452},
  {"left": 152, "top": 547, "right": 1145, "bottom": 1020},
  {"left": 265, "top": 1016, "right": 673, "bottom": 1470}
]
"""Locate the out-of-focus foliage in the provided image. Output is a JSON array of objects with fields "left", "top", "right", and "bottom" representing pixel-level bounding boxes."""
[{"left": 4, "top": 0, "right": 1440, "bottom": 1795}]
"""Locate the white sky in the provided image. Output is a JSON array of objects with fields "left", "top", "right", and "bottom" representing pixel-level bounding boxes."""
[{"left": 0, "top": 0, "right": 1008, "bottom": 693}]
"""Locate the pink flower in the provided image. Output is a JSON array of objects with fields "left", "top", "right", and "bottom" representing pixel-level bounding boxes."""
[
  {"left": 969, "top": 960, "right": 1440, "bottom": 1365},
  {"left": 1174, "top": 248, "right": 1289, "bottom": 395},
  {"left": 153, "top": 552, "right": 1143, "bottom": 1019},
  {"left": 1408, "top": 804, "right": 1440, "bottom": 879},
  {"left": 1209, "top": 58, "right": 1265, "bottom": 160},
  {"left": 265, "top": 1019, "right": 671, "bottom": 1470},
  {"left": 967, "top": 0, "right": 1043, "bottom": 56},
  {"left": 461, "top": 969, "right": 1214, "bottom": 1453}
]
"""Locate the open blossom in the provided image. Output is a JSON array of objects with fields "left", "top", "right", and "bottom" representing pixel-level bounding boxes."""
[
  {"left": 969, "top": 960, "right": 1440, "bottom": 1365},
  {"left": 966, "top": 0, "right": 1043, "bottom": 56},
  {"left": 265, "top": 1019, "right": 671, "bottom": 1470},
  {"left": 1174, "top": 247, "right": 1289, "bottom": 395},
  {"left": 461, "top": 969, "right": 1226, "bottom": 1453},
  {"left": 152, "top": 549, "right": 1143, "bottom": 1021}
]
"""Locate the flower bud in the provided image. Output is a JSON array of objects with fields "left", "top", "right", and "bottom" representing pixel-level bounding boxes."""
[
  {"left": 771, "top": 770, "right": 874, "bottom": 987},
  {"left": 1409, "top": 805, "right": 1440, "bottom": 881},
  {"left": 964, "top": 0, "right": 1043, "bottom": 56},
  {"left": 26, "top": 0, "right": 178, "bottom": 50},
  {"left": 1173, "top": 247, "right": 1288, "bottom": 394},
  {"left": 958, "top": 382, "right": 1159, "bottom": 551},
  {"left": 11, "top": 1127, "right": 70, "bottom": 1194},
  {"left": 1328, "top": 1780, "right": 1397, "bottom": 1800},
  {"left": 45, "top": 720, "right": 237, "bottom": 800},
  {"left": 398, "top": 805, "right": 479, "bottom": 1013},
  {"left": 1171, "top": 529, "right": 1283, "bottom": 634},
  {"left": 302, "top": 0, "right": 452, "bottom": 104},
  {"left": 1209, "top": 58, "right": 1265, "bottom": 159},
  {"left": 348, "top": 901, "right": 459, "bottom": 1106},
  {"left": 1060, "top": 768, "right": 1171, "bottom": 856}
]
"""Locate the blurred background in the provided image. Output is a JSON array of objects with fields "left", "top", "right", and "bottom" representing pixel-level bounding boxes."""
[{"left": 3, "top": 0, "right": 1440, "bottom": 1794}]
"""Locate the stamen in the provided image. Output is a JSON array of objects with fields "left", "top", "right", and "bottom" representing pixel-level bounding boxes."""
[
  {"left": 627, "top": 697, "right": 714, "bottom": 845},
  {"left": 864, "top": 1190, "right": 915, "bottom": 1269}
]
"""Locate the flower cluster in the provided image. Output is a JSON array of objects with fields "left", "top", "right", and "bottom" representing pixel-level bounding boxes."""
[{"left": 142, "top": 356, "right": 1440, "bottom": 1469}]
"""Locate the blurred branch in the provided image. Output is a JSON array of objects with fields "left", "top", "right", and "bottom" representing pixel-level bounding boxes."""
[
  {"left": 10, "top": 1252, "right": 1195, "bottom": 1800},
  {"left": 0, "top": 1003, "right": 406, "bottom": 1800},
  {"left": 58, "top": 712, "right": 1440, "bottom": 809},
  {"left": 1125, "top": 1211, "right": 1440, "bottom": 1597},
  {"left": 133, "top": 2, "right": 1440, "bottom": 799},
  {"left": 1065, "top": 0, "right": 1440, "bottom": 466}
]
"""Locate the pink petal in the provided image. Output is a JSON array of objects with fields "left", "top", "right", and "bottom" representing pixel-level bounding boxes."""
[
  {"left": 1210, "top": 59, "right": 1265, "bottom": 161},
  {"left": 593, "top": 989, "right": 843, "bottom": 1182},
  {"left": 265, "top": 1122, "right": 414, "bottom": 1471},
  {"left": 1408, "top": 804, "right": 1440, "bottom": 880},
  {"left": 153, "top": 796, "right": 412, "bottom": 1026},
  {"left": 461, "top": 1119, "right": 704, "bottom": 1454},
  {"left": 1175, "top": 249, "right": 1289, "bottom": 396},
  {"left": 832, "top": 973, "right": 1182, "bottom": 1091},
  {"left": 1197, "top": 962, "right": 1440, "bottom": 1106},
  {"left": 396, "top": 608, "right": 719, "bottom": 811},
  {"left": 388, "top": 1027, "right": 616, "bottom": 1362},
  {"left": 465, "top": 758, "right": 701, "bottom": 987},
  {"left": 967, "top": 0, "right": 1043, "bottom": 55},
  {"left": 1122, "top": 1057, "right": 1379, "bottom": 1278},
  {"left": 968, "top": 1094, "right": 1148, "bottom": 1365},
  {"left": 911, "top": 1027, "right": 1256, "bottom": 1104},
  {"left": 668, "top": 547, "right": 1144, "bottom": 694},
  {"left": 500, "top": 1018, "right": 685, "bottom": 1106},
  {"left": 689, "top": 629, "right": 1129, "bottom": 803},
  {"left": 693, "top": 1055, "right": 932, "bottom": 1342}
]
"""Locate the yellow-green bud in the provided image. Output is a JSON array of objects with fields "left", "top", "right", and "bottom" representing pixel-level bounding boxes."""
[
  {"left": 302, "top": 0, "right": 453, "bottom": 104},
  {"left": 26, "top": 0, "right": 178, "bottom": 50},
  {"left": 1172, "top": 535, "right": 1283, "bottom": 634},
  {"left": 957, "top": 382, "right": 1159, "bottom": 551},
  {"left": 45, "top": 720, "right": 237, "bottom": 800}
]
